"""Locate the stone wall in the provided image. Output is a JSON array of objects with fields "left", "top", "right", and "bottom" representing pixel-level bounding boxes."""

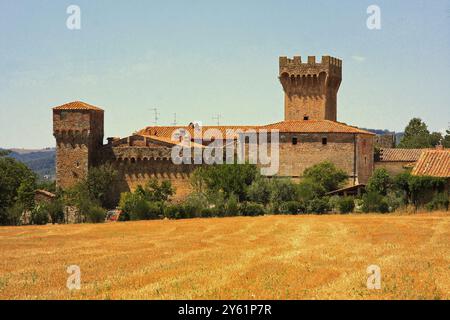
[
  {"left": 53, "top": 109, "right": 104, "bottom": 189},
  {"left": 277, "top": 133, "right": 355, "bottom": 179},
  {"left": 374, "top": 161, "right": 409, "bottom": 176},
  {"left": 279, "top": 56, "right": 342, "bottom": 121}
]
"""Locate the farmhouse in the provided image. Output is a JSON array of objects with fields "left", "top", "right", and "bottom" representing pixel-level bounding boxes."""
[{"left": 52, "top": 55, "right": 375, "bottom": 201}]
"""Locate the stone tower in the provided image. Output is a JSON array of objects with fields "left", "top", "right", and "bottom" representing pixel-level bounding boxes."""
[
  {"left": 279, "top": 55, "right": 342, "bottom": 121},
  {"left": 53, "top": 101, "right": 104, "bottom": 189}
]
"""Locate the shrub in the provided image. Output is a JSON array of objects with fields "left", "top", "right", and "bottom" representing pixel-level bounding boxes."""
[
  {"left": 279, "top": 201, "right": 306, "bottom": 215},
  {"left": 239, "top": 202, "right": 266, "bottom": 216},
  {"left": 297, "top": 179, "right": 326, "bottom": 200},
  {"left": 31, "top": 205, "right": 49, "bottom": 225},
  {"left": 247, "top": 177, "right": 272, "bottom": 205},
  {"left": 85, "top": 205, "right": 106, "bottom": 223},
  {"left": 199, "top": 207, "right": 215, "bottom": 218},
  {"left": 191, "top": 163, "right": 258, "bottom": 201},
  {"left": 385, "top": 191, "right": 404, "bottom": 212},
  {"left": 362, "top": 192, "right": 389, "bottom": 213},
  {"left": 425, "top": 193, "right": 450, "bottom": 211},
  {"left": 337, "top": 197, "right": 355, "bottom": 214},
  {"left": 303, "top": 161, "right": 348, "bottom": 193},
  {"left": 164, "top": 204, "right": 183, "bottom": 219},
  {"left": 86, "top": 164, "right": 118, "bottom": 208},
  {"left": 225, "top": 195, "right": 240, "bottom": 216},
  {"left": 307, "top": 198, "right": 331, "bottom": 214},
  {"left": 46, "top": 200, "right": 65, "bottom": 224},
  {"left": 270, "top": 179, "right": 299, "bottom": 203},
  {"left": 367, "top": 168, "right": 392, "bottom": 196},
  {"left": 5, "top": 203, "right": 25, "bottom": 226}
]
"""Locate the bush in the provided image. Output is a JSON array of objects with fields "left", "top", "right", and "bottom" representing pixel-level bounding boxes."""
[
  {"left": 85, "top": 205, "right": 106, "bottom": 223},
  {"left": 31, "top": 205, "right": 49, "bottom": 225},
  {"left": 279, "top": 201, "right": 306, "bottom": 215},
  {"left": 270, "top": 179, "right": 299, "bottom": 203},
  {"left": 337, "top": 197, "right": 355, "bottom": 214},
  {"left": 425, "top": 193, "right": 450, "bottom": 211},
  {"left": 362, "top": 192, "right": 389, "bottom": 213},
  {"left": 307, "top": 198, "right": 331, "bottom": 214},
  {"left": 225, "top": 195, "right": 240, "bottom": 216},
  {"left": 303, "top": 161, "right": 348, "bottom": 193},
  {"left": 247, "top": 177, "right": 272, "bottom": 205},
  {"left": 199, "top": 207, "right": 215, "bottom": 218},
  {"left": 46, "top": 200, "right": 64, "bottom": 224},
  {"left": 239, "top": 202, "right": 266, "bottom": 216},
  {"left": 5, "top": 203, "right": 25, "bottom": 226},
  {"left": 164, "top": 204, "right": 182, "bottom": 219},
  {"left": 367, "top": 168, "right": 392, "bottom": 196},
  {"left": 297, "top": 179, "right": 326, "bottom": 200}
]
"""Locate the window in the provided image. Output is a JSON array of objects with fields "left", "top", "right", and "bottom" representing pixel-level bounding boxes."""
[
  {"left": 60, "top": 111, "right": 68, "bottom": 120},
  {"left": 303, "top": 116, "right": 309, "bottom": 120},
  {"left": 322, "top": 137, "right": 327, "bottom": 145},
  {"left": 292, "top": 137, "right": 298, "bottom": 145}
]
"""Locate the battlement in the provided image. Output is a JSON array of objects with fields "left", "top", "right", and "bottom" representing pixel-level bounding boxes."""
[
  {"left": 279, "top": 55, "right": 342, "bottom": 122},
  {"left": 279, "top": 55, "right": 342, "bottom": 78},
  {"left": 279, "top": 55, "right": 342, "bottom": 68}
]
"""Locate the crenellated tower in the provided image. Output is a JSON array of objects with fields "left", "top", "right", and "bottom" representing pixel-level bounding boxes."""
[
  {"left": 53, "top": 101, "right": 104, "bottom": 189},
  {"left": 279, "top": 55, "right": 342, "bottom": 121}
]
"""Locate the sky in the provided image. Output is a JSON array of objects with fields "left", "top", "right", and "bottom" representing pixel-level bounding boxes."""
[{"left": 0, "top": 0, "right": 449, "bottom": 149}]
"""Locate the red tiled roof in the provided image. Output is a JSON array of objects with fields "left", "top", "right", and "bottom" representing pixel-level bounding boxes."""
[
  {"left": 379, "top": 148, "right": 426, "bottom": 162},
  {"left": 262, "top": 120, "right": 375, "bottom": 135},
  {"left": 137, "top": 125, "right": 261, "bottom": 139},
  {"left": 411, "top": 149, "right": 450, "bottom": 178},
  {"left": 53, "top": 101, "right": 103, "bottom": 111},
  {"left": 137, "top": 120, "right": 373, "bottom": 138}
]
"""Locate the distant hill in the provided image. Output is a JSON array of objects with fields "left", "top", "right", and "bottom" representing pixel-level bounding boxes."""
[{"left": 1, "top": 148, "right": 56, "bottom": 180}]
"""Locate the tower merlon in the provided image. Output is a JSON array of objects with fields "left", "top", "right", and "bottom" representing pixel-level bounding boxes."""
[{"left": 279, "top": 55, "right": 342, "bottom": 77}]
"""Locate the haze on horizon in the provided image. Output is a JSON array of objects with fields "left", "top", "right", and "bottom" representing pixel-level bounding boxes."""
[{"left": 0, "top": 0, "right": 449, "bottom": 149}]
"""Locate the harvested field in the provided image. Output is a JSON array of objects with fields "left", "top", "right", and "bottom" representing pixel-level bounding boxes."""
[{"left": 0, "top": 213, "right": 449, "bottom": 299}]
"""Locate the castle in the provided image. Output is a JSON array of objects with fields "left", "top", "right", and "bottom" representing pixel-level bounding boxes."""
[{"left": 53, "top": 55, "right": 374, "bottom": 202}]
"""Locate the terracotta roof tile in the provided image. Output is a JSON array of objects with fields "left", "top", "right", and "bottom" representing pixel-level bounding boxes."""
[
  {"left": 137, "top": 120, "right": 374, "bottom": 138},
  {"left": 379, "top": 148, "right": 425, "bottom": 162},
  {"left": 411, "top": 149, "right": 450, "bottom": 178},
  {"left": 262, "top": 120, "right": 375, "bottom": 135},
  {"left": 53, "top": 101, "right": 103, "bottom": 111},
  {"left": 137, "top": 125, "right": 261, "bottom": 139}
]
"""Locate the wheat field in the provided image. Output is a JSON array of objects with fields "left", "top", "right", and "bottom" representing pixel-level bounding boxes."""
[{"left": 0, "top": 213, "right": 449, "bottom": 300}]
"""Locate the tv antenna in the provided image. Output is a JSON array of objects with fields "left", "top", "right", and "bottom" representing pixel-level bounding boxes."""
[
  {"left": 171, "top": 113, "right": 178, "bottom": 126},
  {"left": 212, "top": 114, "right": 222, "bottom": 126},
  {"left": 149, "top": 108, "right": 160, "bottom": 125}
]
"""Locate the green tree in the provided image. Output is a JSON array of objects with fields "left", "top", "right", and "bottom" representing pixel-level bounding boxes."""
[
  {"left": 429, "top": 132, "right": 443, "bottom": 147},
  {"left": 144, "top": 179, "right": 175, "bottom": 202},
  {"left": 442, "top": 129, "right": 450, "bottom": 148},
  {"left": 86, "top": 164, "right": 118, "bottom": 208},
  {"left": 0, "top": 154, "right": 37, "bottom": 225},
  {"left": 366, "top": 168, "right": 392, "bottom": 196},
  {"left": 398, "top": 118, "right": 432, "bottom": 148},
  {"left": 191, "top": 163, "right": 258, "bottom": 201},
  {"left": 247, "top": 176, "right": 272, "bottom": 205},
  {"left": 302, "top": 161, "right": 348, "bottom": 193},
  {"left": 270, "top": 179, "right": 299, "bottom": 203}
]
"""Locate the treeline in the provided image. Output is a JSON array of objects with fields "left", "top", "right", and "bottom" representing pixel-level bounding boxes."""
[
  {"left": 1, "top": 150, "right": 448, "bottom": 226},
  {"left": 117, "top": 162, "right": 449, "bottom": 222}
]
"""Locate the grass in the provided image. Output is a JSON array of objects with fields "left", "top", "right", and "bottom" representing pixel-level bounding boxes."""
[{"left": 0, "top": 212, "right": 449, "bottom": 300}]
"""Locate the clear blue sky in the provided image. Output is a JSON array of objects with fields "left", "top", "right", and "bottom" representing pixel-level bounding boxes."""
[{"left": 1, "top": 0, "right": 449, "bottom": 148}]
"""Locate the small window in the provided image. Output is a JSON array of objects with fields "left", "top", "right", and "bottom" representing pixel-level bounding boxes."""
[
  {"left": 303, "top": 116, "right": 309, "bottom": 120},
  {"left": 322, "top": 137, "right": 327, "bottom": 145},
  {"left": 292, "top": 137, "right": 298, "bottom": 145},
  {"left": 60, "top": 111, "right": 68, "bottom": 120}
]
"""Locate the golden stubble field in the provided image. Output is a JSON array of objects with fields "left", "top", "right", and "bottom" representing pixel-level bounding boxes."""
[{"left": 0, "top": 213, "right": 449, "bottom": 300}]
